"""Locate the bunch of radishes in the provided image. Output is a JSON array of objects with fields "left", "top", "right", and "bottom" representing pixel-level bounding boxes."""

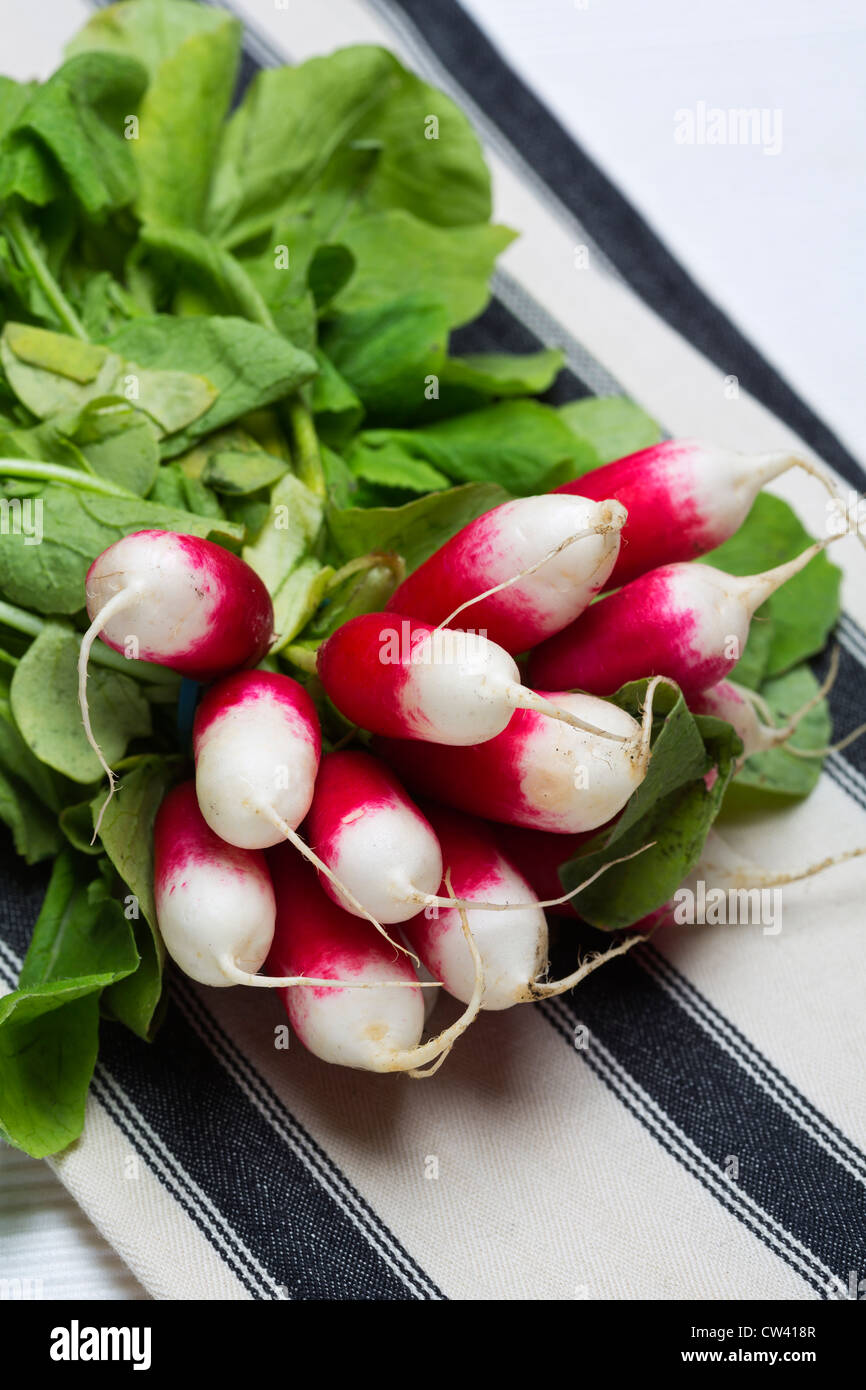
[{"left": 78, "top": 440, "right": 856, "bottom": 1075}]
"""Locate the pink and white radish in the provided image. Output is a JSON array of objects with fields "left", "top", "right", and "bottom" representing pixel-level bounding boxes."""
[
  {"left": 692, "top": 680, "right": 820, "bottom": 766},
  {"left": 153, "top": 783, "right": 431, "bottom": 993},
  {"left": 154, "top": 781, "right": 277, "bottom": 988},
  {"left": 307, "top": 749, "right": 644, "bottom": 927},
  {"left": 267, "top": 846, "right": 484, "bottom": 1074},
  {"left": 79, "top": 531, "right": 274, "bottom": 828},
  {"left": 374, "top": 682, "right": 664, "bottom": 834},
  {"left": 385, "top": 494, "right": 627, "bottom": 652},
  {"left": 82, "top": 531, "right": 274, "bottom": 677},
  {"left": 692, "top": 654, "right": 866, "bottom": 767},
  {"left": 316, "top": 611, "right": 627, "bottom": 746},
  {"left": 192, "top": 670, "right": 402, "bottom": 948},
  {"left": 405, "top": 806, "right": 651, "bottom": 1005},
  {"left": 529, "top": 543, "right": 831, "bottom": 700},
  {"left": 306, "top": 750, "right": 444, "bottom": 924},
  {"left": 193, "top": 670, "right": 320, "bottom": 849},
  {"left": 493, "top": 823, "right": 601, "bottom": 917},
  {"left": 555, "top": 439, "right": 852, "bottom": 589},
  {"left": 403, "top": 806, "right": 546, "bottom": 1009}
]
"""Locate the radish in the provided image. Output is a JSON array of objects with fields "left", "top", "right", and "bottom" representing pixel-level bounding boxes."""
[
  {"left": 493, "top": 823, "right": 600, "bottom": 918},
  {"left": 192, "top": 670, "right": 405, "bottom": 950},
  {"left": 384, "top": 494, "right": 627, "bottom": 653},
  {"left": 555, "top": 439, "right": 852, "bottom": 589},
  {"left": 79, "top": 530, "right": 274, "bottom": 829},
  {"left": 266, "top": 845, "right": 484, "bottom": 1075},
  {"left": 405, "top": 806, "right": 652, "bottom": 1006},
  {"left": 694, "top": 679, "right": 799, "bottom": 763},
  {"left": 153, "top": 783, "right": 433, "bottom": 993},
  {"left": 306, "top": 750, "right": 444, "bottom": 924},
  {"left": 693, "top": 653, "right": 866, "bottom": 766},
  {"left": 374, "top": 681, "right": 665, "bottom": 833},
  {"left": 154, "top": 782, "right": 277, "bottom": 988},
  {"left": 82, "top": 532, "right": 274, "bottom": 678},
  {"left": 402, "top": 805, "right": 546, "bottom": 1009},
  {"left": 316, "top": 611, "right": 629, "bottom": 746},
  {"left": 193, "top": 670, "right": 320, "bottom": 850},
  {"left": 529, "top": 542, "right": 833, "bottom": 700},
  {"left": 307, "top": 749, "right": 646, "bottom": 927}
]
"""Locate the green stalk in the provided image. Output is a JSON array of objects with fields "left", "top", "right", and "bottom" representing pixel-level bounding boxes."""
[
  {"left": 4, "top": 205, "right": 89, "bottom": 341},
  {"left": 196, "top": 245, "right": 326, "bottom": 501},
  {"left": 284, "top": 643, "right": 319, "bottom": 674},
  {"left": 0, "top": 458, "right": 138, "bottom": 499},
  {"left": 0, "top": 600, "right": 179, "bottom": 685},
  {"left": 167, "top": 230, "right": 326, "bottom": 501},
  {"left": 326, "top": 551, "right": 405, "bottom": 591},
  {"left": 287, "top": 396, "right": 325, "bottom": 496},
  {"left": 0, "top": 601, "right": 42, "bottom": 640},
  {"left": 221, "top": 253, "right": 277, "bottom": 331}
]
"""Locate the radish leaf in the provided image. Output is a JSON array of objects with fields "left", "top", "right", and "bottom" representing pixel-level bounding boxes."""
[{"left": 0, "top": 853, "right": 138, "bottom": 1157}]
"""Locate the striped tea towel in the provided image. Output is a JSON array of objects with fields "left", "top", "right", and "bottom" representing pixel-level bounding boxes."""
[{"left": 1, "top": 0, "right": 864, "bottom": 1301}]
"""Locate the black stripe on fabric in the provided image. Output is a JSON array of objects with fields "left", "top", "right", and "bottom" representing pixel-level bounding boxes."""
[
  {"left": 0, "top": 887, "right": 441, "bottom": 1301},
  {"left": 0, "top": 856, "right": 49, "bottom": 958},
  {"left": 542, "top": 954, "right": 866, "bottom": 1295},
  {"left": 235, "top": 42, "right": 262, "bottom": 100},
  {"left": 813, "top": 638, "right": 866, "bottom": 785},
  {"left": 639, "top": 945, "right": 866, "bottom": 1181},
  {"left": 810, "top": 636, "right": 866, "bottom": 812},
  {"left": 171, "top": 978, "right": 442, "bottom": 1299},
  {"left": 0, "top": 935, "right": 272, "bottom": 1299},
  {"left": 375, "top": 0, "right": 865, "bottom": 491},
  {"left": 89, "top": 1071, "right": 271, "bottom": 1300},
  {"left": 826, "top": 759, "right": 866, "bottom": 818},
  {"left": 540, "top": 1000, "right": 834, "bottom": 1298},
  {"left": 94, "top": 995, "right": 441, "bottom": 1301}
]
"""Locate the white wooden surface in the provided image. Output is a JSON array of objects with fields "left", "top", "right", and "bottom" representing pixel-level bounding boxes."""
[{"left": 0, "top": 1144, "right": 147, "bottom": 1300}]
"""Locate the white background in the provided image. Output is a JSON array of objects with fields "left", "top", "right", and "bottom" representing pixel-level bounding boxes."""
[
  {"left": 4, "top": 0, "right": 864, "bottom": 455},
  {"left": 0, "top": 0, "right": 862, "bottom": 1300},
  {"left": 463, "top": 0, "right": 866, "bottom": 458}
]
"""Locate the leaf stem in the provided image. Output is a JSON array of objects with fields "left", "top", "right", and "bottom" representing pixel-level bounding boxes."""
[
  {"left": 0, "top": 600, "right": 179, "bottom": 685},
  {"left": 0, "top": 458, "right": 138, "bottom": 498},
  {"left": 326, "top": 550, "right": 406, "bottom": 592},
  {"left": 0, "top": 600, "right": 42, "bottom": 639},
  {"left": 287, "top": 397, "right": 325, "bottom": 496},
  {"left": 4, "top": 205, "right": 89, "bottom": 341},
  {"left": 222, "top": 256, "right": 277, "bottom": 330},
  {"left": 284, "top": 643, "right": 319, "bottom": 674}
]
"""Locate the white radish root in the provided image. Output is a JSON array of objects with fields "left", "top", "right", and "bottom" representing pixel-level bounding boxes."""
[
  {"left": 403, "top": 841, "right": 655, "bottom": 916},
  {"left": 529, "top": 927, "right": 651, "bottom": 1000},
  {"left": 251, "top": 792, "right": 422, "bottom": 967},
  {"left": 403, "top": 873, "right": 486, "bottom": 1077},
  {"left": 77, "top": 587, "right": 139, "bottom": 839}
]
